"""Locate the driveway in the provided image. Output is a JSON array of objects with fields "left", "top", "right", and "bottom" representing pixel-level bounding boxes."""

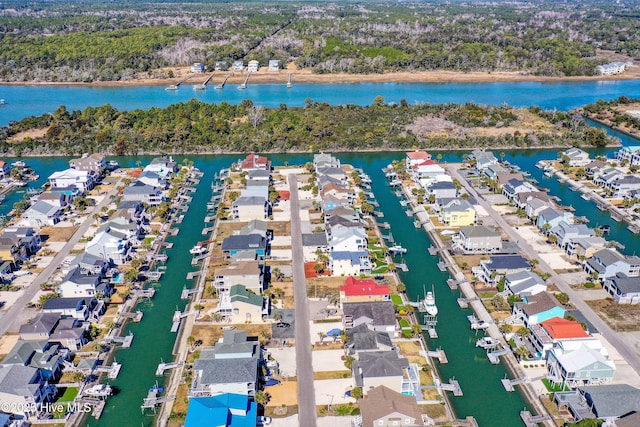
[{"left": 271, "top": 309, "right": 296, "bottom": 340}]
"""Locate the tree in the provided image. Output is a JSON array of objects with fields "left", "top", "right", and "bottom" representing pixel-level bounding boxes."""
[
  {"left": 273, "top": 311, "right": 283, "bottom": 322},
  {"left": 516, "top": 326, "right": 530, "bottom": 338},
  {"left": 411, "top": 323, "right": 423, "bottom": 337},
  {"left": 271, "top": 267, "right": 282, "bottom": 282},
  {"left": 556, "top": 292, "right": 570, "bottom": 305},
  {"left": 499, "top": 323, "right": 513, "bottom": 334},
  {"left": 317, "top": 331, "right": 326, "bottom": 344},
  {"left": 254, "top": 391, "right": 270, "bottom": 406},
  {"left": 350, "top": 387, "right": 363, "bottom": 400},
  {"left": 547, "top": 233, "right": 558, "bottom": 244},
  {"left": 396, "top": 282, "right": 406, "bottom": 293}
]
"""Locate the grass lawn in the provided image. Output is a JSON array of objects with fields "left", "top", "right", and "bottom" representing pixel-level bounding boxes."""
[
  {"left": 399, "top": 318, "right": 411, "bottom": 330},
  {"left": 56, "top": 387, "right": 79, "bottom": 402},
  {"left": 313, "top": 371, "right": 351, "bottom": 380},
  {"left": 391, "top": 294, "right": 403, "bottom": 305},
  {"left": 542, "top": 378, "right": 569, "bottom": 392}
]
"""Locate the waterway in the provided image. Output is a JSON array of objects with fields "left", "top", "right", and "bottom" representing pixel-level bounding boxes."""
[{"left": 2, "top": 80, "right": 640, "bottom": 126}]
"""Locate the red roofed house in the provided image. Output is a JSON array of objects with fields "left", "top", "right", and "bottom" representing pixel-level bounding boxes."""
[
  {"left": 237, "top": 154, "right": 271, "bottom": 171},
  {"left": 0, "top": 161, "right": 10, "bottom": 178},
  {"left": 339, "top": 276, "right": 390, "bottom": 306},
  {"left": 405, "top": 150, "right": 432, "bottom": 169},
  {"left": 529, "top": 316, "right": 591, "bottom": 359}
]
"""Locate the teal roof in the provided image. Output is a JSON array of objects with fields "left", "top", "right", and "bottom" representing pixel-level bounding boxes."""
[
  {"left": 623, "top": 146, "right": 640, "bottom": 153},
  {"left": 185, "top": 393, "right": 256, "bottom": 427},
  {"left": 230, "top": 285, "right": 263, "bottom": 307}
]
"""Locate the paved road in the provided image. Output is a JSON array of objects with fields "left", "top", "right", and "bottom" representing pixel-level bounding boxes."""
[
  {"left": 0, "top": 179, "right": 122, "bottom": 337},
  {"left": 447, "top": 164, "right": 640, "bottom": 375},
  {"left": 288, "top": 174, "right": 317, "bottom": 427}
]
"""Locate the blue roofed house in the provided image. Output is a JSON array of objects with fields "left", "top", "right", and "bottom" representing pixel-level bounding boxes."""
[
  {"left": 549, "top": 222, "right": 595, "bottom": 252},
  {"left": 473, "top": 255, "right": 530, "bottom": 286},
  {"left": 536, "top": 208, "right": 574, "bottom": 232},
  {"left": 513, "top": 292, "right": 565, "bottom": 326},
  {"left": 185, "top": 393, "right": 257, "bottom": 427}
]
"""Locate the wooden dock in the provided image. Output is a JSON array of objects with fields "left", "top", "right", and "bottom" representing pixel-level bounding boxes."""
[
  {"left": 439, "top": 379, "right": 463, "bottom": 396},
  {"left": 121, "top": 310, "right": 143, "bottom": 322},
  {"left": 487, "top": 347, "right": 511, "bottom": 364},
  {"left": 501, "top": 376, "right": 529, "bottom": 392},
  {"left": 426, "top": 349, "right": 448, "bottom": 364},
  {"left": 95, "top": 362, "right": 122, "bottom": 379},
  {"left": 156, "top": 361, "right": 184, "bottom": 376},
  {"left": 520, "top": 411, "right": 552, "bottom": 427},
  {"left": 214, "top": 75, "right": 229, "bottom": 89}
]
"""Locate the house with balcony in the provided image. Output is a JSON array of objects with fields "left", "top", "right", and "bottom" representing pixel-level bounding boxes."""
[
  {"left": 426, "top": 180, "right": 457, "bottom": 200},
  {"left": 452, "top": 225, "right": 502, "bottom": 254},
  {"left": 232, "top": 196, "right": 268, "bottom": 221},
  {"left": 70, "top": 252, "right": 109, "bottom": 276},
  {"left": 329, "top": 251, "right": 371, "bottom": 276},
  {"left": 352, "top": 351, "right": 420, "bottom": 398},
  {"left": 609, "top": 175, "right": 640, "bottom": 197},
  {"left": 616, "top": 146, "right": 640, "bottom": 165},
  {"left": 247, "top": 60, "right": 259, "bottom": 72},
  {"left": 122, "top": 182, "right": 163, "bottom": 206},
  {"left": 190, "top": 62, "right": 205, "bottom": 73},
  {"left": 536, "top": 208, "right": 574, "bottom": 232},
  {"left": 529, "top": 316, "right": 592, "bottom": 360},
  {"left": 342, "top": 301, "right": 396, "bottom": 335},
  {"left": 48, "top": 169, "right": 96, "bottom": 193},
  {"left": 1, "top": 340, "right": 64, "bottom": 381},
  {"left": 522, "top": 194, "right": 553, "bottom": 216},
  {"left": 339, "top": 276, "right": 390, "bottom": 305},
  {"left": 18, "top": 313, "right": 87, "bottom": 351},
  {"left": 0, "top": 365, "right": 56, "bottom": 416},
  {"left": 555, "top": 384, "right": 640, "bottom": 425},
  {"left": 221, "top": 235, "right": 267, "bottom": 258},
  {"left": 505, "top": 271, "right": 547, "bottom": 297},
  {"left": 566, "top": 236, "right": 608, "bottom": 260},
  {"left": 602, "top": 273, "right": 640, "bottom": 304},
  {"left": 414, "top": 163, "right": 445, "bottom": 184},
  {"left": 593, "top": 168, "right": 624, "bottom": 188},
  {"left": 69, "top": 153, "right": 106, "bottom": 173},
  {"left": 325, "top": 206, "right": 359, "bottom": 223},
  {"left": 549, "top": 222, "right": 595, "bottom": 253},
  {"left": 560, "top": 148, "right": 591, "bottom": 166},
  {"left": 42, "top": 297, "right": 94, "bottom": 321},
  {"left": 58, "top": 266, "right": 108, "bottom": 298},
  {"left": 439, "top": 198, "right": 476, "bottom": 227},
  {"left": 313, "top": 153, "right": 340, "bottom": 170},
  {"left": 36, "top": 191, "right": 72, "bottom": 208},
  {"left": 470, "top": 149, "right": 498, "bottom": 172},
  {"left": 20, "top": 201, "right": 62, "bottom": 228},
  {"left": 236, "top": 154, "right": 270, "bottom": 171},
  {"left": 344, "top": 323, "right": 393, "bottom": 356},
  {"left": 502, "top": 178, "right": 538, "bottom": 202},
  {"left": 329, "top": 227, "right": 367, "bottom": 253},
  {"left": 546, "top": 342, "right": 616, "bottom": 389},
  {"left": 231, "top": 60, "right": 244, "bottom": 71},
  {"left": 405, "top": 150, "right": 432, "bottom": 170},
  {"left": 513, "top": 292, "right": 565, "bottom": 326},
  {"left": 184, "top": 393, "right": 257, "bottom": 427},
  {"left": 360, "top": 386, "right": 423, "bottom": 427},
  {"left": 473, "top": 255, "right": 530, "bottom": 286},
  {"left": 584, "top": 249, "right": 640, "bottom": 281},
  {"left": 85, "top": 225, "right": 132, "bottom": 266},
  {"left": 213, "top": 261, "right": 263, "bottom": 294}
]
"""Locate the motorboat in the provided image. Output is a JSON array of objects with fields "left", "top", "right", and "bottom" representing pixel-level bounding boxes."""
[
  {"left": 84, "top": 384, "right": 113, "bottom": 397},
  {"left": 189, "top": 245, "right": 207, "bottom": 255},
  {"left": 423, "top": 290, "right": 438, "bottom": 316},
  {"left": 107, "top": 160, "right": 120, "bottom": 169},
  {"left": 165, "top": 85, "right": 178, "bottom": 91},
  {"left": 476, "top": 336, "right": 500, "bottom": 349},
  {"left": 149, "top": 384, "right": 164, "bottom": 394},
  {"left": 388, "top": 245, "right": 407, "bottom": 254},
  {"left": 11, "top": 161, "right": 26, "bottom": 168},
  {"left": 0, "top": 99, "right": 6, "bottom": 105}
]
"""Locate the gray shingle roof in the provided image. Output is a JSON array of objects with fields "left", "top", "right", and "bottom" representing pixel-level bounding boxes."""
[
  {"left": 19, "top": 313, "right": 60, "bottom": 335},
  {"left": 193, "top": 357, "right": 258, "bottom": 385},
  {"left": 343, "top": 301, "right": 395, "bottom": 327},
  {"left": 353, "top": 351, "right": 408, "bottom": 381},
  {"left": 459, "top": 225, "right": 500, "bottom": 239},
  {"left": 221, "top": 235, "right": 266, "bottom": 252},
  {"left": 302, "top": 233, "right": 327, "bottom": 247},
  {"left": 345, "top": 323, "right": 392, "bottom": 352},
  {"left": 608, "top": 273, "right": 640, "bottom": 295},
  {"left": 486, "top": 255, "right": 530, "bottom": 271},
  {"left": 581, "top": 384, "right": 640, "bottom": 418}
]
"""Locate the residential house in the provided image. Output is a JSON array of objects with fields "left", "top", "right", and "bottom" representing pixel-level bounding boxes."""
[
  {"left": 342, "top": 301, "right": 396, "bottom": 335},
  {"left": 232, "top": 196, "right": 268, "bottom": 221},
  {"left": 426, "top": 181, "right": 457, "bottom": 200},
  {"left": 70, "top": 252, "right": 109, "bottom": 276},
  {"left": 549, "top": 222, "right": 595, "bottom": 252},
  {"left": 483, "top": 163, "right": 509, "bottom": 181},
  {"left": 603, "top": 273, "right": 640, "bottom": 304},
  {"left": 229, "top": 285, "right": 268, "bottom": 323},
  {"left": 521, "top": 193, "right": 553, "bottom": 215},
  {"left": 596, "top": 61, "right": 631, "bottom": 75},
  {"left": 560, "top": 148, "right": 591, "bottom": 166},
  {"left": 268, "top": 59, "right": 280, "bottom": 71},
  {"left": 502, "top": 179, "right": 538, "bottom": 202},
  {"left": 344, "top": 324, "right": 393, "bottom": 356},
  {"left": 325, "top": 206, "right": 359, "bottom": 223},
  {"left": 593, "top": 168, "right": 624, "bottom": 188},
  {"left": 585, "top": 160, "right": 608, "bottom": 178},
  {"left": 19, "top": 201, "right": 62, "bottom": 228},
  {"left": 339, "top": 276, "right": 390, "bottom": 305},
  {"left": 184, "top": 393, "right": 257, "bottom": 427},
  {"left": 496, "top": 172, "right": 525, "bottom": 189},
  {"left": 1, "top": 228, "right": 40, "bottom": 257},
  {"left": 584, "top": 249, "right": 640, "bottom": 281},
  {"left": 322, "top": 194, "right": 349, "bottom": 212},
  {"left": 317, "top": 166, "right": 348, "bottom": 184},
  {"left": 555, "top": 384, "right": 640, "bottom": 425},
  {"left": 247, "top": 169, "right": 271, "bottom": 182},
  {"left": 547, "top": 343, "right": 616, "bottom": 389},
  {"left": 69, "top": 154, "right": 106, "bottom": 173},
  {"left": 247, "top": 60, "right": 259, "bottom": 72},
  {"left": 320, "top": 183, "right": 354, "bottom": 204},
  {"left": 329, "top": 251, "right": 371, "bottom": 276},
  {"left": 439, "top": 198, "right": 476, "bottom": 226},
  {"left": 513, "top": 292, "right": 565, "bottom": 326},
  {"left": 470, "top": 149, "right": 498, "bottom": 171},
  {"left": 190, "top": 62, "right": 205, "bottom": 73},
  {"left": 207, "top": 331, "right": 260, "bottom": 360},
  {"left": 236, "top": 153, "right": 270, "bottom": 171},
  {"left": 0, "top": 365, "right": 56, "bottom": 416},
  {"left": 473, "top": 255, "right": 530, "bottom": 285},
  {"left": 231, "top": 60, "right": 244, "bottom": 72},
  {"left": 237, "top": 219, "right": 270, "bottom": 240},
  {"left": 610, "top": 175, "right": 640, "bottom": 197},
  {"left": 213, "top": 261, "right": 263, "bottom": 294},
  {"left": 221, "top": 235, "right": 267, "bottom": 258},
  {"left": 48, "top": 169, "right": 96, "bottom": 192},
  {"left": 122, "top": 182, "right": 163, "bottom": 206},
  {"left": 85, "top": 223, "right": 133, "bottom": 265},
  {"left": 529, "top": 317, "right": 591, "bottom": 359},
  {"left": 452, "top": 225, "right": 502, "bottom": 254},
  {"left": 36, "top": 191, "right": 71, "bottom": 208},
  {"left": 414, "top": 163, "right": 445, "bottom": 183},
  {"left": 329, "top": 227, "right": 367, "bottom": 253},
  {"left": 137, "top": 170, "right": 167, "bottom": 189},
  {"left": 301, "top": 233, "right": 328, "bottom": 262},
  {"left": 19, "top": 313, "right": 86, "bottom": 351},
  {"left": 405, "top": 150, "right": 432, "bottom": 169},
  {"left": 505, "top": 271, "right": 547, "bottom": 297},
  {"left": 0, "top": 238, "right": 25, "bottom": 267},
  {"left": 0, "top": 161, "right": 10, "bottom": 178},
  {"left": 1, "top": 340, "right": 63, "bottom": 381},
  {"left": 353, "top": 351, "right": 419, "bottom": 398},
  {"left": 536, "top": 208, "right": 574, "bottom": 232},
  {"left": 146, "top": 156, "right": 177, "bottom": 176},
  {"left": 616, "top": 146, "right": 640, "bottom": 165},
  {"left": 567, "top": 236, "right": 608, "bottom": 260},
  {"left": 242, "top": 180, "right": 269, "bottom": 199},
  {"left": 57, "top": 266, "right": 106, "bottom": 298},
  {"left": 325, "top": 216, "right": 361, "bottom": 237},
  {"left": 313, "top": 153, "right": 340, "bottom": 170},
  {"left": 360, "top": 385, "right": 423, "bottom": 427}
]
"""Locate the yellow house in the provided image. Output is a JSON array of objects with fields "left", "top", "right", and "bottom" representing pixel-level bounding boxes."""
[{"left": 440, "top": 199, "right": 476, "bottom": 227}]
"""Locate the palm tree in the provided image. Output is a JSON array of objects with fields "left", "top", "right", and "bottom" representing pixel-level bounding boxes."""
[
  {"left": 317, "top": 332, "right": 326, "bottom": 344},
  {"left": 254, "top": 391, "right": 270, "bottom": 406}
]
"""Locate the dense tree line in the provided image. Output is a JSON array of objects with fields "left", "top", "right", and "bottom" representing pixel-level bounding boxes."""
[
  {"left": 0, "top": 0, "right": 638, "bottom": 82},
  {"left": 0, "top": 100, "right": 616, "bottom": 156},
  {"left": 579, "top": 96, "right": 640, "bottom": 134}
]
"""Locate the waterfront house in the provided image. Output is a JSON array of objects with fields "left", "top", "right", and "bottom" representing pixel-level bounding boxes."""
[
  {"left": 566, "top": 236, "right": 608, "bottom": 260},
  {"left": 593, "top": 167, "right": 624, "bottom": 188},
  {"left": 0, "top": 238, "right": 25, "bottom": 267},
  {"left": 268, "top": 59, "right": 280, "bottom": 71},
  {"left": 602, "top": 273, "right": 640, "bottom": 304},
  {"left": 232, "top": 60, "right": 244, "bottom": 71},
  {"left": 470, "top": 149, "right": 498, "bottom": 172},
  {"left": 247, "top": 169, "right": 271, "bottom": 182},
  {"left": 584, "top": 248, "right": 640, "bottom": 281},
  {"left": 585, "top": 160, "right": 608, "bottom": 178},
  {"left": 325, "top": 206, "right": 359, "bottom": 223},
  {"left": 439, "top": 198, "right": 476, "bottom": 226},
  {"left": 560, "top": 148, "right": 591, "bottom": 166},
  {"left": 208, "top": 331, "right": 260, "bottom": 360},
  {"left": 190, "top": 62, "right": 205, "bottom": 73},
  {"left": 609, "top": 175, "right": 640, "bottom": 197},
  {"left": 512, "top": 292, "right": 565, "bottom": 326},
  {"left": 122, "top": 181, "right": 163, "bottom": 206},
  {"left": 317, "top": 166, "right": 348, "bottom": 184},
  {"left": 301, "top": 233, "right": 328, "bottom": 262},
  {"left": 236, "top": 153, "right": 270, "bottom": 171},
  {"left": 69, "top": 153, "right": 106, "bottom": 173},
  {"left": 521, "top": 193, "right": 553, "bottom": 215},
  {"left": 70, "top": 252, "right": 109, "bottom": 276},
  {"left": 85, "top": 223, "right": 133, "bottom": 265},
  {"left": 502, "top": 178, "right": 538, "bottom": 202},
  {"left": 214, "top": 261, "right": 264, "bottom": 294},
  {"left": 555, "top": 384, "right": 640, "bottom": 425},
  {"left": 329, "top": 227, "right": 367, "bottom": 253},
  {"left": 247, "top": 60, "right": 259, "bottom": 72},
  {"left": 191, "top": 352, "right": 258, "bottom": 397},
  {"left": 352, "top": 351, "right": 420, "bottom": 398},
  {"left": 405, "top": 150, "right": 432, "bottom": 169},
  {"left": 137, "top": 170, "right": 167, "bottom": 189},
  {"left": 221, "top": 235, "right": 267, "bottom": 258},
  {"left": 505, "top": 271, "right": 547, "bottom": 297},
  {"left": 536, "top": 207, "right": 574, "bottom": 232},
  {"left": 546, "top": 342, "right": 616, "bottom": 389},
  {"left": 473, "top": 255, "right": 530, "bottom": 286},
  {"left": 322, "top": 194, "right": 349, "bottom": 212},
  {"left": 1, "top": 340, "right": 64, "bottom": 381},
  {"left": 596, "top": 61, "right": 631, "bottom": 75},
  {"left": 0, "top": 365, "right": 56, "bottom": 416},
  {"left": 1, "top": 227, "right": 40, "bottom": 257},
  {"left": 36, "top": 191, "right": 71, "bottom": 208},
  {"left": 237, "top": 219, "right": 270, "bottom": 240},
  {"left": 344, "top": 323, "right": 393, "bottom": 356},
  {"left": 359, "top": 385, "right": 423, "bottom": 427},
  {"left": 321, "top": 183, "right": 354, "bottom": 203},
  {"left": 529, "top": 317, "right": 590, "bottom": 359},
  {"left": 329, "top": 251, "right": 371, "bottom": 276},
  {"left": 342, "top": 301, "right": 396, "bottom": 335},
  {"left": 58, "top": 266, "right": 106, "bottom": 298},
  {"left": 452, "top": 225, "right": 502, "bottom": 254},
  {"left": 313, "top": 153, "right": 340, "bottom": 170},
  {"left": 20, "top": 201, "right": 62, "bottom": 228},
  {"left": 483, "top": 163, "right": 509, "bottom": 181},
  {"left": 616, "top": 146, "right": 640, "bottom": 165},
  {"left": 184, "top": 393, "right": 257, "bottom": 427},
  {"left": 414, "top": 163, "right": 445, "bottom": 183},
  {"left": 496, "top": 172, "right": 525, "bottom": 190},
  {"left": 48, "top": 169, "right": 96, "bottom": 193},
  {"left": 42, "top": 297, "right": 97, "bottom": 321},
  {"left": 18, "top": 313, "right": 87, "bottom": 351},
  {"left": 146, "top": 156, "right": 177, "bottom": 175},
  {"left": 426, "top": 180, "right": 457, "bottom": 200},
  {"left": 549, "top": 222, "right": 595, "bottom": 252},
  {"left": 228, "top": 284, "right": 269, "bottom": 323},
  {"left": 325, "top": 216, "right": 361, "bottom": 237},
  {"left": 232, "top": 196, "right": 268, "bottom": 221},
  {"left": 339, "top": 276, "right": 390, "bottom": 305}
]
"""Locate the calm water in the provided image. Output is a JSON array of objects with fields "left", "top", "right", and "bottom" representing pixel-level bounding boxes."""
[{"left": 2, "top": 80, "right": 640, "bottom": 126}]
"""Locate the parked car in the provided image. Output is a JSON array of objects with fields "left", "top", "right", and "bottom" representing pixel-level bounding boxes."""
[
  {"left": 275, "top": 322, "right": 290, "bottom": 328},
  {"left": 257, "top": 416, "right": 272, "bottom": 425}
]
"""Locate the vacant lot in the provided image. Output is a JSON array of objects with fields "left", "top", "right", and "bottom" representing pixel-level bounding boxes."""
[
  {"left": 586, "top": 299, "right": 640, "bottom": 331},
  {"left": 40, "top": 226, "right": 77, "bottom": 242}
]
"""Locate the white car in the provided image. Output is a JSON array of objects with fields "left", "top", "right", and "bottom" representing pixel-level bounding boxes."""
[{"left": 257, "top": 416, "right": 272, "bottom": 425}]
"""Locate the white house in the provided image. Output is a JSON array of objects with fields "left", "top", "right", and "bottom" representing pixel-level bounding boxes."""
[
  {"left": 505, "top": 271, "right": 547, "bottom": 297},
  {"left": 603, "top": 273, "right": 640, "bottom": 304},
  {"left": 232, "top": 196, "right": 268, "bottom": 221},
  {"left": 560, "top": 148, "right": 591, "bottom": 166},
  {"left": 330, "top": 251, "right": 371, "bottom": 276},
  {"left": 268, "top": 59, "right": 280, "bottom": 71},
  {"left": 191, "top": 62, "right": 205, "bottom": 73},
  {"left": 329, "top": 227, "right": 367, "bottom": 253},
  {"left": 214, "top": 261, "right": 263, "bottom": 294},
  {"left": 19, "top": 201, "right": 62, "bottom": 228},
  {"left": 48, "top": 169, "right": 96, "bottom": 192},
  {"left": 247, "top": 60, "right": 260, "bottom": 72},
  {"left": 596, "top": 61, "right": 631, "bottom": 76}
]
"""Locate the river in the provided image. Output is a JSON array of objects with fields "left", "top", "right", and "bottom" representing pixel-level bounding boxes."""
[{"left": 1, "top": 80, "right": 639, "bottom": 426}]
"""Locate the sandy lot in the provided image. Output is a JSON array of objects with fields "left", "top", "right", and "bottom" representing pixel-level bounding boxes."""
[
  {"left": 315, "top": 379, "right": 357, "bottom": 405},
  {"left": 265, "top": 381, "right": 298, "bottom": 407},
  {"left": 312, "top": 349, "right": 348, "bottom": 372},
  {"left": 514, "top": 226, "right": 575, "bottom": 270}
]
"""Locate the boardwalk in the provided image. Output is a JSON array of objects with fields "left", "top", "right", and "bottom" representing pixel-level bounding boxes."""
[{"left": 289, "top": 174, "right": 317, "bottom": 427}]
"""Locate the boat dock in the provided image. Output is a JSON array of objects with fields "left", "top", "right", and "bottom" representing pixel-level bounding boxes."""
[
  {"left": 94, "top": 362, "right": 122, "bottom": 379},
  {"left": 437, "top": 261, "right": 453, "bottom": 272},
  {"left": 439, "top": 378, "right": 463, "bottom": 396},
  {"left": 132, "top": 288, "right": 156, "bottom": 299},
  {"left": 145, "top": 271, "right": 164, "bottom": 281},
  {"left": 141, "top": 389, "right": 175, "bottom": 413},
  {"left": 457, "top": 297, "right": 479, "bottom": 309},
  {"left": 395, "top": 262, "right": 408, "bottom": 272},
  {"left": 181, "top": 287, "right": 198, "bottom": 299},
  {"left": 215, "top": 75, "right": 229, "bottom": 89},
  {"left": 121, "top": 310, "right": 143, "bottom": 322},
  {"left": 239, "top": 72, "right": 250, "bottom": 89},
  {"left": 427, "top": 245, "right": 441, "bottom": 255},
  {"left": 156, "top": 361, "right": 184, "bottom": 376},
  {"left": 165, "top": 74, "right": 193, "bottom": 90},
  {"left": 191, "top": 253, "right": 208, "bottom": 265},
  {"left": 186, "top": 271, "right": 202, "bottom": 280},
  {"left": 487, "top": 347, "right": 512, "bottom": 364},
  {"left": 77, "top": 397, "right": 106, "bottom": 419},
  {"left": 170, "top": 310, "right": 199, "bottom": 332},
  {"left": 426, "top": 349, "right": 448, "bottom": 364},
  {"left": 104, "top": 332, "right": 134, "bottom": 348},
  {"left": 501, "top": 376, "right": 529, "bottom": 392},
  {"left": 467, "top": 314, "right": 489, "bottom": 330},
  {"left": 446, "top": 279, "right": 459, "bottom": 290},
  {"left": 520, "top": 411, "right": 552, "bottom": 427}
]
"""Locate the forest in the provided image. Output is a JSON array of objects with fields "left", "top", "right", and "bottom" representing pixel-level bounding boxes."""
[
  {"left": 0, "top": 99, "right": 615, "bottom": 156},
  {"left": 0, "top": 0, "right": 638, "bottom": 82},
  {"left": 578, "top": 97, "right": 640, "bottom": 137}
]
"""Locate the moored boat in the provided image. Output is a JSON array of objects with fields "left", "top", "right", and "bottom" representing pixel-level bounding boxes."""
[
  {"left": 189, "top": 245, "right": 207, "bottom": 255},
  {"left": 84, "top": 384, "right": 113, "bottom": 397},
  {"left": 476, "top": 336, "right": 500, "bottom": 349},
  {"left": 424, "top": 291, "right": 438, "bottom": 316}
]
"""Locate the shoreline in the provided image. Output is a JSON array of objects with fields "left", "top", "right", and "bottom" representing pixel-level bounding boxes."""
[{"left": 2, "top": 68, "right": 640, "bottom": 88}]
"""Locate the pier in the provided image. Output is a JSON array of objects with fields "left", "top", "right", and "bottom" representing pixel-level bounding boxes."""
[
  {"left": 487, "top": 347, "right": 511, "bottom": 364},
  {"left": 180, "top": 287, "right": 198, "bottom": 299},
  {"left": 77, "top": 397, "right": 106, "bottom": 419},
  {"left": 199, "top": 71, "right": 215, "bottom": 89},
  {"left": 186, "top": 271, "right": 202, "bottom": 280},
  {"left": 456, "top": 297, "right": 479, "bottom": 309},
  {"left": 467, "top": 314, "right": 490, "bottom": 330},
  {"left": 437, "top": 261, "right": 453, "bottom": 272},
  {"left": 165, "top": 74, "right": 193, "bottom": 90},
  {"left": 141, "top": 389, "right": 176, "bottom": 413},
  {"left": 239, "top": 72, "right": 250, "bottom": 89},
  {"left": 426, "top": 349, "right": 448, "bottom": 364},
  {"left": 95, "top": 362, "right": 122, "bottom": 379},
  {"left": 501, "top": 376, "right": 530, "bottom": 392},
  {"left": 132, "top": 288, "right": 156, "bottom": 299},
  {"left": 520, "top": 411, "right": 552, "bottom": 427},
  {"left": 155, "top": 361, "right": 184, "bottom": 376},
  {"left": 121, "top": 310, "right": 143, "bottom": 322},
  {"left": 439, "top": 379, "right": 463, "bottom": 396},
  {"left": 214, "top": 75, "right": 229, "bottom": 89},
  {"left": 104, "top": 332, "right": 134, "bottom": 348}
]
